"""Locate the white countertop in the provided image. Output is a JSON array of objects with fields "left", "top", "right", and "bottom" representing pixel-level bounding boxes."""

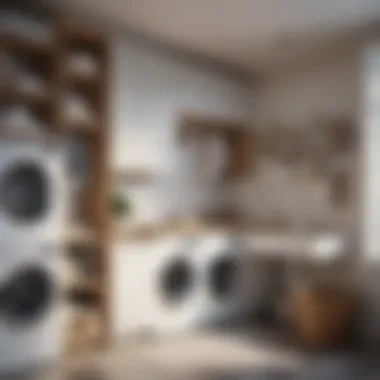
[{"left": 243, "top": 232, "right": 346, "bottom": 262}]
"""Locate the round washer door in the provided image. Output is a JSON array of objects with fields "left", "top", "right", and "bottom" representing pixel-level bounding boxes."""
[
  {"left": 158, "top": 257, "right": 195, "bottom": 308},
  {"left": 0, "top": 161, "right": 50, "bottom": 224},
  {"left": 208, "top": 255, "right": 243, "bottom": 302},
  {"left": 0, "top": 265, "right": 55, "bottom": 327}
]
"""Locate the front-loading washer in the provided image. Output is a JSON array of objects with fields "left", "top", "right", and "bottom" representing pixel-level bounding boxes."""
[
  {"left": 147, "top": 237, "right": 202, "bottom": 336},
  {"left": 193, "top": 233, "right": 262, "bottom": 327},
  {"left": 0, "top": 141, "right": 67, "bottom": 250},
  {"left": 112, "top": 236, "right": 203, "bottom": 338},
  {"left": 0, "top": 250, "right": 62, "bottom": 374}
]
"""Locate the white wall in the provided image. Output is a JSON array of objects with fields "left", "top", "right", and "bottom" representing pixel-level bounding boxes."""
[
  {"left": 360, "top": 42, "right": 380, "bottom": 345},
  {"left": 254, "top": 50, "right": 360, "bottom": 127},
  {"left": 362, "top": 43, "right": 380, "bottom": 260},
  {"left": 110, "top": 35, "right": 250, "bottom": 225},
  {"left": 234, "top": 46, "right": 361, "bottom": 232}
]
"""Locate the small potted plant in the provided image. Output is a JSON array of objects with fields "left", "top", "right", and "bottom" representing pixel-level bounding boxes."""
[{"left": 110, "top": 191, "right": 131, "bottom": 221}]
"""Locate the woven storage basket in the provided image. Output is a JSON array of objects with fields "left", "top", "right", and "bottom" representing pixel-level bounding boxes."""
[{"left": 293, "top": 285, "right": 358, "bottom": 349}]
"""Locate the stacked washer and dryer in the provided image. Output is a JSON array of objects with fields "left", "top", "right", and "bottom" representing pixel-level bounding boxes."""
[
  {"left": 0, "top": 141, "right": 67, "bottom": 374},
  {"left": 113, "top": 232, "right": 264, "bottom": 338}
]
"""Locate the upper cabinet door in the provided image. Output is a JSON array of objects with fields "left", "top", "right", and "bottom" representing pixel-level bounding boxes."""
[
  {"left": 223, "top": 128, "right": 255, "bottom": 182},
  {"left": 178, "top": 114, "right": 255, "bottom": 183}
]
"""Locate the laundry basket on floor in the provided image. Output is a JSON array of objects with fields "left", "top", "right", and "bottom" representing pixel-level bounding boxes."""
[{"left": 292, "top": 284, "right": 358, "bottom": 349}]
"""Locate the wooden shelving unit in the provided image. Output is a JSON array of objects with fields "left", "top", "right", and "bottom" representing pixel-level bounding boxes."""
[
  {"left": 0, "top": 86, "right": 53, "bottom": 105},
  {"left": 0, "top": 10, "right": 110, "bottom": 357},
  {"left": 56, "top": 19, "right": 110, "bottom": 355},
  {"left": 0, "top": 29, "right": 57, "bottom": 133}
]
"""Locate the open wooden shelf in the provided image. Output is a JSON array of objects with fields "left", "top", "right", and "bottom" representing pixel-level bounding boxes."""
[
  {"left": 64, "top": 224, "right": 98, "bottom": 245},
  {"left": 64, "top": 308, "right": 103, "bottom": 355},
  {"left": 65, "top": 278, "right": 103, "bottom": 298},
  {"left": 0, "top": 129, "right": 56, "bottom": 142},
  {"left": 0, "top": 35, "right": 55, "bottom": 59},
  {"left": 0, "top": 32, "right": 56, "bottom": 134},
  {"left": 59, "top": 21, "right": 106, "bottom": 58},
  {"left": 61, "top": 120, "right": 100, "bottom": 135},
  {"left": 0, "top": 86, "right": 54, "bottom": 108},
  {"left": 63, "top": 69, "right": 102, "bottom": 92}
]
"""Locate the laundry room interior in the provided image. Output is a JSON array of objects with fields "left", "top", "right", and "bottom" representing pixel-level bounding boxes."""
[{"left": 2, "top": 0, "right": 380, "bottom": 379}]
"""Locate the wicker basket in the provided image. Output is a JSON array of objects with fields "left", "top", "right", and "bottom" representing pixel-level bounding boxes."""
[{"left": 292, "top": 285, "right": 358, "bottom": 349}]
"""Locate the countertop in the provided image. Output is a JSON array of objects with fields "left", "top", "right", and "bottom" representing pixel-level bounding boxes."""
[{"left": 115, "top": 219, "right": 347, "bottom": 262}]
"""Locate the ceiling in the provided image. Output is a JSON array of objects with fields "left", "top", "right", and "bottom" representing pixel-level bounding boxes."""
[{"left": 55, "top": 0, "right": 380, "bottom": 76}]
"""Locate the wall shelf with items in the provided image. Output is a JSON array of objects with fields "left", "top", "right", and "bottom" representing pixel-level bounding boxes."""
[
  {"left": 65, "top": 278, "right": 103, "bottom": 300},
  {"left": 0, "top": 36, "right": 55, "bottom": 93},
  {"left": 58, "top": 92, "right": 99, "bottom": 134},
  {"left": 63, "top": 283, "right": 103, "bottom": 353},
  {"left": 0, "top": 100, "right": 55, "bottom": 137},
  {"left": 0, "top": 26, "right": 57, "bottom": 136},
  {"left": 62, "top": 240, "right": 106, "bottom": 354},
  {"left": 179, "top": 114, "right": 256, "bottom": 182},
  {"left": 57, "top": 20, "right": 105, "bottom": 136},
  {"left": 64, "top": 304, "right": 103, "bottom": 354}
]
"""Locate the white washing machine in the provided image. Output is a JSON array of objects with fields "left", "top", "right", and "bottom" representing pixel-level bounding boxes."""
[
  {"left": 193, "top": 233, "right": 263, "bottom": 327},
  {"left": 0, "top": 142, "right": 67, "bottom": 250},
  {"left": 0, "top": 141, "right": 67, "bottom": 373},
  {"left": 112, "top": 237, "right": 204, "bottom": 338},
  {"left": 0, "top": 249, "right": 62, "bottom": 373},
  {"left": 146, "top": 237, "right": 205, "bottom": 336}
]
